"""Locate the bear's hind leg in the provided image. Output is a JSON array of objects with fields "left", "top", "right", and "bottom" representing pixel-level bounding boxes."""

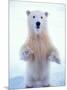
[
  {"left": 41, "top": 77, "right": 50, "bottom": 87},
  {"left": 25, "top": 76, "right": 34, "bottom": 88}
]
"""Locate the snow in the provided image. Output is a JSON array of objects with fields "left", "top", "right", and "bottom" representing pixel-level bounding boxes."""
[{"left": 9, "top": 61, "right": 65, "bottom": 89}]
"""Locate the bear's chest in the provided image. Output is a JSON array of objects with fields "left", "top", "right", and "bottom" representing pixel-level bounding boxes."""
[{"left": 29, "top": 37, "right": 48, "bottom": 61}]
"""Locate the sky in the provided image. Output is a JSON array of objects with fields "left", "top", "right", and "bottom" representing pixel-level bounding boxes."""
[{"left": 9, "top": 0, "right": 65, "bottom": 87}]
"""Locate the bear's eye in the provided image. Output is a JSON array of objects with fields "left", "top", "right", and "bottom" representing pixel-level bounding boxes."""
[
  {"left": 33, "top": 16, "right": 35, "bottom": 18},
  {"left": 41, "top": 16, "right": 43, "bottom": 19}
]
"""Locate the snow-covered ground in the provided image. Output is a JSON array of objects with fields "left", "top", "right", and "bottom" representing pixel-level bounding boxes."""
[
  {"left": 9, "top": 61, "right": 65, "bottom": 89},
  {"left": 9, "top": 1, "right": 65, "bottom": 89}
]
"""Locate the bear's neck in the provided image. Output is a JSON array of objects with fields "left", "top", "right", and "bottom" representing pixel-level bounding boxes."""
[{"left": 28, "top": 30, "right": 49, "bottom": 41}]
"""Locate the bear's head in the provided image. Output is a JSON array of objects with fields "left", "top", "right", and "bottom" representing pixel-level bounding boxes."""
[{"left": 26, "top": 10, "right": 48, "bottom": 35}]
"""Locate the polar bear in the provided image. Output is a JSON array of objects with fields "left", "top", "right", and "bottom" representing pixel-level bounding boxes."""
[{"left": 20, "top": 10, "right": 60, "bottom": 88}]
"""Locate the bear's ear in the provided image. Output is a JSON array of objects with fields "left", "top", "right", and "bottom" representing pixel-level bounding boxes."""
[
  {"left": 26, "top": 10, "right": 30, "bottom": 16},
  {"left": 45, "top": 12, "right": 48, "bottom": 17}
]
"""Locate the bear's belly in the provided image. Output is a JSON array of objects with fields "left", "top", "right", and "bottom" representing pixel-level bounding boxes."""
[
  {"left": 30, "top": 38, "right": 48, "bottom": 61},
  {"left": 27, "top": 59, "right": 49, "bottom": 81}
]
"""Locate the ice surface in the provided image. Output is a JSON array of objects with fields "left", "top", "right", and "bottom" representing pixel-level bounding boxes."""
[{"left": 9, "top": 61, "right": 65, "bottom": 89}]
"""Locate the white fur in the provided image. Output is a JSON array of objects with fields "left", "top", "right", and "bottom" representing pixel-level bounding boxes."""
[
  {"left": 25, "top": 59, "right": 49, "bottom": 87},
  {"left": 20, "top": 11, "right": 60, "bottom": 87},
  {"left": 27, "top": 11, "right": 48, "bottom": 35}
]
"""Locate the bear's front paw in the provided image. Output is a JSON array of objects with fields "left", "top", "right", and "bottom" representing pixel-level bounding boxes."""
[
  {"left": 48, "top": 52, "right": 60, "bottom": 64},
  {"left": 20, "top": 47, "right": 33, "bottom": 60}
]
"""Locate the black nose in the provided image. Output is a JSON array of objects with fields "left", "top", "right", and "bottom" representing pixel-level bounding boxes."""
[{"left": 36, "top": 21, "right": 40, "bottom": 26}]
